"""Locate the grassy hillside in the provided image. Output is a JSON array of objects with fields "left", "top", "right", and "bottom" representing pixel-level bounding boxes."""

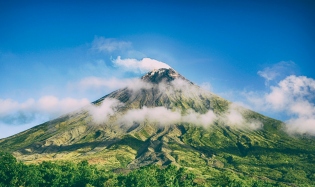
[{"left": 1, "top": 69, "right": 315, "bottom": 186}]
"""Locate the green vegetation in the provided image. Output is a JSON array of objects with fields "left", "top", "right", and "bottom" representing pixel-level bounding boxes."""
[
  {"left": 1, "top": 118, "right": 315, "bottom": 186},
  {"left": 0, "top": 152, "right": 304, "bottom": 186},
  {"left": 0, "top": 151, "right": 196, "bottom": 187},
  {"left": 1, "top": 71, "right": 315, "bottom": 186}
]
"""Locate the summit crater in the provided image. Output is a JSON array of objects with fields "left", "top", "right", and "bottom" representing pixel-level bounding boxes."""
[{"left": 141, "top": 68, "right": 190, "bottom": 84}]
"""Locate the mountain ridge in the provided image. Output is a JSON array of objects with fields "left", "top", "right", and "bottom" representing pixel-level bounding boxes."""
[{"left": 1, "top": 68, "right": 315, "bottom": 185}]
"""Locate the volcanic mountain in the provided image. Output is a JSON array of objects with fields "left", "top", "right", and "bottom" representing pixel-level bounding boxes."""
[{"left": 1, "top": 68, "right": 315, "bottom": 185}]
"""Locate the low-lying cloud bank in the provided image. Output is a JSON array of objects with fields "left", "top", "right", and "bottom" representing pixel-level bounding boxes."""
[
  {"left": 87, "top": 98, "right": 262, "bottom": 131},
  {"left": 118, "top": 107, "right": 217, "bottom": 127},
  {"left": 0, "top": 96, "right": 90, "bottom": 138},
  {"left": 223, "top": 103, "right": 262, "bottom": 130},
  {"left": 83, "top": 76, "right": 262, "bottom": 130},
  {"left": 0, "top": 96, "right": 90, "bottom": 118},
  {"left": 87, "top": 98, "right": 123, "bottom": 124}
]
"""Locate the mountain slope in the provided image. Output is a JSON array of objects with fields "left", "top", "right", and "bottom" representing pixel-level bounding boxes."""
[{"left": 1, "top": 68, "right": 315, "bottom": 185}]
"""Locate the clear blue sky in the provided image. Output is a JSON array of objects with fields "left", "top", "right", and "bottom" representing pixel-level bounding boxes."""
[{"left": 1, "top": 0, "right": 315, "bottom": 138}]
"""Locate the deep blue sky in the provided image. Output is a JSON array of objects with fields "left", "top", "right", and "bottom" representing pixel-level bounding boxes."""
[{"left": 1, "top": 0, "right": 315, "bottom": 138}]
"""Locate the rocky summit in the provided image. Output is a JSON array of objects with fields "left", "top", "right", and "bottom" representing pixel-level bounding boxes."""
[{"left": 1, "top": 68, "right": 315, "bottom": 185}]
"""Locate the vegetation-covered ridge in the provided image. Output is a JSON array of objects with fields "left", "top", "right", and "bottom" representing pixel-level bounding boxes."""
[
  {"left": 0, "top": 152, "right": 301, "bottom": 187},
  {"left": 1, "top": 68, "right": 315, "bottom": 186}
]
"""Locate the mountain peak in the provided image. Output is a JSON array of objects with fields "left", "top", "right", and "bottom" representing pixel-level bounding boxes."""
[{"left": 141, "top": 68, "right": 185, "bottom": 84}]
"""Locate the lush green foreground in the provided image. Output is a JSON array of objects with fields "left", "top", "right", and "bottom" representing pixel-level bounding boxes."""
[{"left": 0, "top": 152, "right": 303, "bottom": 187}]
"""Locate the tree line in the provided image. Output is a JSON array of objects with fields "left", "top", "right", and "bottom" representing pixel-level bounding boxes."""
[
  {"left": 0, "top": 152, "right": 292, "bottom": 186},
  {"left": 0, "top": 152, "right": 197, "bottom": 187}
]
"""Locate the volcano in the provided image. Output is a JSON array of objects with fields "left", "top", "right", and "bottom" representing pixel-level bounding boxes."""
[{"left": 1, "top": 68, "right": 315, "bottom": 185}]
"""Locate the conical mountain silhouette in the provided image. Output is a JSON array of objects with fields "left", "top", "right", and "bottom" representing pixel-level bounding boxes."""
[{"left": 1, "top": 68, "right": 315, "bottom": 184}]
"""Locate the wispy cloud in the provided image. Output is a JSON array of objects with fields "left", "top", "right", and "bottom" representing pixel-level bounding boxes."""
[
  {"left": 0, "top": 96, "right": 90, "bottom": 138},
  {"left": 0, "top": 96, "right": 90, "bottom": 119},
  {"left": 113, "top": 56, "right": 171, "bottom": 73},
  {"left": 101, "top": 105, "right": 218, "bottom": 128},
  {"left": 257, "top": 61, "right": 297, "bottom": 85},
  {"left": 87, "top": 98, "right": 123, "bottom": 124},
  {"left": 222, "top": 103, "right": 262, "bottom": 130},
  {"left": 87, "top": 99, "right": 260, "bottom": 130},
  {"left": 91, "top": 37, "right": 131, "bottom": 53}
]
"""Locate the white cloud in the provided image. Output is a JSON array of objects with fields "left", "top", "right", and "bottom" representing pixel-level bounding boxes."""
[
  {"left": 87, "top": 98, "right": 123, "bottom": 124},
  {"left": 83, "top": 79, "right": 218, "bottom": 127},
  {"left": 37, "top": 96, "right": 90, "bottom": 116},
  {"left": 268, "top": 76, "right": 315, "bottom": 135},
  {"left": 83, "top": 78, "right": 260, "bottom": 130},
  {"left": 113, "top": 56, "right": 171, "bottom": 73},
  {"left": 0, "top": 96, "right": 90, "bottom": 138},
  {"left": 257, "top": 61, "right": 296, "bottom": 85},
  {"left": 182, "top": 109, "right": 217, "bottom": 127},
  {"left": 222, "top": 103, "right": 262, "bottom": 130},
  {"left": 266, "top": 75, "right": 315, "bottom": 111},
  {"left": 286, "top": 117, "right": 315, "bottom": 135},
  {"left": 0, "top": 96, "right": 90, "bottom": 117},
  {"left": 119, "top": 107, "right": 181, "bottom": 126},
  {"left": 90, "top": 101, "right": 260, "bottom": 130},
  {"left": 91, "top": 37, "right": 131, "bottom": 53},
  {"left": 0, "top": 98, "right": 35, "bottom": 117},
  {"left": 243, "top": 75, "right": 315, "bottom": 135},
  {"left": 118, "top": 106, "right": 217, "bottom": 127}
]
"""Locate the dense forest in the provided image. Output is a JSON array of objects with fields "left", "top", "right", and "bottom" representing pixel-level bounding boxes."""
[{"left": 0, "top": 152, "right": 294, "bottom": 187}]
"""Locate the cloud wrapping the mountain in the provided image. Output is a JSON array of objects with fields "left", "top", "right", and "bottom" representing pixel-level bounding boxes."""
[
  {"left": 83, "top": 78, "right": 219, "bottom": 127},
  {"left": 86, "top": 79, "right": 259, "bottom": 130},
  {"left": 87, "top": 98, "right": 124, "bottom": 124},
  {"left": 113, "top": 56, "right": 171, "bottom": 73},
  {"left": 223, "top": 103, "right": 262, "bottom": 130},
  {"left": 89, "top": 99, "right": 258, "bottom": 130},
  {"left": 182, "top": 109, "right": 217, "bottom": 127},
  {"left": 119, "top": 107, "right": 181, "bottom": 126},
  {"left": 155, "top": 78, "right": 209, "bottom": 99},
  {"left": 118, "top": 106, "right": 217, "bottom": 127}
]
